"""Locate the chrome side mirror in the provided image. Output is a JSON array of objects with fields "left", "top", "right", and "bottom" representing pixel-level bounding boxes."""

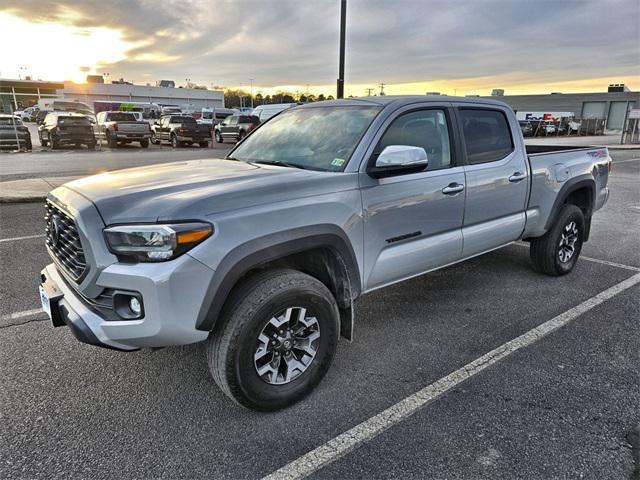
[{"left": 368, "top": 145, "right": 429, "bottom": 178}]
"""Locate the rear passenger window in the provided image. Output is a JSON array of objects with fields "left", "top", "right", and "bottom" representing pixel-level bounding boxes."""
[
  {"left": 459, "top": 109, "right": 513, "bottom": 164},
  {"left": 376, "top": 109, "right": 451, "bottom": 170}
]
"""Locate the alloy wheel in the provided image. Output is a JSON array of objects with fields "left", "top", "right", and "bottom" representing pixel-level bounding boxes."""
[
  {"left": 558, "top": 221, "right": 579, "bottom": 263},
  {"left": 254, "top": 307, "right": 321, "bottom": 385}
]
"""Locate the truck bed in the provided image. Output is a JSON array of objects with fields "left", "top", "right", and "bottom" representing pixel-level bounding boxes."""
[{"left": 525, "top": 144, "right": 602, "bottom": 155}]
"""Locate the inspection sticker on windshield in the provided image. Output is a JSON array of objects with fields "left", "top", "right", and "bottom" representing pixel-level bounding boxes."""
[{"left": 331, "top": 158, "right": 345, "bottom": 167}]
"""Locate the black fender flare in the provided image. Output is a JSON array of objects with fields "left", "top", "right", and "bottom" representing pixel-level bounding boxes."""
[
  {"left": 544, "top": 176, "right": 595, "bottom": 232},
  {"left": 195, "top": 225, "right": 361, "bottom": 334}
]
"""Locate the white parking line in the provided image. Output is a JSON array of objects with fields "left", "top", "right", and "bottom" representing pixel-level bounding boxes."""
[
  {"left": 263, "top": 272, "right": 640, "bottom": 480},
  {"left": 0, "top": 234, "right": 44, "bottom": 243},
  {"left": 613, "top": 157, "right": 640, "bottom": 164},
  {"left": 0, "top": 308, "right": 45, "bottom": 326}
]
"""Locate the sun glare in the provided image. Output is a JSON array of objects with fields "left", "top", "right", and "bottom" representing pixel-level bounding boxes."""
[{"left": 0, "top": 12, "right": 137, "bottom": 83}]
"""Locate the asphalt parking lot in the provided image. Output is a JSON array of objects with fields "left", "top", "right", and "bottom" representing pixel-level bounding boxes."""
[{"left": 0, "top": 152, "right": 638, "bottom": 479}]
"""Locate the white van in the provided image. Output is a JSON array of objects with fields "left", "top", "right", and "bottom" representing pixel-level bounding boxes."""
[
  {"left": 251, "top": 103, "right": 299, "bottom": 123},
  {"left": 196, "top": 107, "right": 236, "bottom": 127}
]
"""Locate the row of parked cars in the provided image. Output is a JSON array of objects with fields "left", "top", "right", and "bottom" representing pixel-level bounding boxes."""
[{"left": 2, "top": 101, "right": 301, "bottom": 151}]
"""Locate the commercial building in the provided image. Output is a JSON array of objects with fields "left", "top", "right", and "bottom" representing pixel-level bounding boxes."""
[
  {"left": 482, "top": 84, "right": 638, "bottom": 131},
  {"left": 63, "top": 82, "right": 224, "bottom": 109},
  {"left": 0, "top": 78, "right": 224, "bottom": 113},
  {"left": 0, "top": 79, "right": 63, "bottom": 113}
]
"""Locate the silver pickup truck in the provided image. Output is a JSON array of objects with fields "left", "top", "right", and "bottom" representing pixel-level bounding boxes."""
[
  {"left": 94, "top": 111, "right": 152, "bottom": 148},
  {"left": 39, "top": 96, "right": 610, "bottom": 410}
]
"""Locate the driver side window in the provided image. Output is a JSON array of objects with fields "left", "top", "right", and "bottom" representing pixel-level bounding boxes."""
[{"left": 377, "top": 109, "right": 452, "bottom": 171}]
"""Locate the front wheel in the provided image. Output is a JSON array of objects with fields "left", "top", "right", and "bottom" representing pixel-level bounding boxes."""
[
  {"left": 150, "top": 132, "right": 159, "bottom": 145},
  {"left": 214, "top": 131, "right": 223, "bottom": 143},
  {"left": 208, "top": 269, "right": 339, "bottom": 411},
  {"left": 530, "top": 204, "right": 585, "bottom": 276},
  {"left": 171, "top": 135, "right": 181, "bottom": 148}
]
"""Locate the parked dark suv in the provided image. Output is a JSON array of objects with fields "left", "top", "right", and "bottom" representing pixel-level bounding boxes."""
[
  {"left": 0, "top": 115, "right": 32, "bottom": 150},
  {"left": 214, "top": 114, "right": 259, "bottom": 143},
  {"left": 38, "top": 112, "right": 96, "bottom": 149}
]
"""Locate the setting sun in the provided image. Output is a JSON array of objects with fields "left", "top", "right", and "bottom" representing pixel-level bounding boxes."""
[{"left": 0, "top": 12, "right": 137, "bottom": 82}]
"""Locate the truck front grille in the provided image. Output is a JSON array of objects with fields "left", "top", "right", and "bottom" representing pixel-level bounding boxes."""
[{"left": 45, "top": 201, "right": 88, "bottom": 281}]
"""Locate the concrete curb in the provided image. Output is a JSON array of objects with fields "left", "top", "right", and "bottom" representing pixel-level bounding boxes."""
[{"left": 0, "top": 176, "right": 79, "bottom": 204}]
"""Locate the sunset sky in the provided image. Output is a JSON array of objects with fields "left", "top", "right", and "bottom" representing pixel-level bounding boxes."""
[{"left": 0, "top": 0, "right": 638, "bottom": 97}]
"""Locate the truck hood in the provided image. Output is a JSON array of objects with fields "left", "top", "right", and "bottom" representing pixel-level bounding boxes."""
[{"left": 61, "top": 159, "right": 356, "bottom": 224}]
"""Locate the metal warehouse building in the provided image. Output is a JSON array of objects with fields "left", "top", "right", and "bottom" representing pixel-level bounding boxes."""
[
  {"left": 482, "top": 85, "right": 638, "bottom": 131},
  {"left": 62, "top": 82, "right": 225, "bottom": 109},
  {"left": 0, "top": 78, "right": 224, "bottom": 112}
]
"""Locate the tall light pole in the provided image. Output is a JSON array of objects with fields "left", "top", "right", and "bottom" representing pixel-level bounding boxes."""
[
  {"left": 249, "top": 78, "right": 254, "bottom": 109},
  {"left": 336, "top": 0, "right": 347, "bottom": 99}
]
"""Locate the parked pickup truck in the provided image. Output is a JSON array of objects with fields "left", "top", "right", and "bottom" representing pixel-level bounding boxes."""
[
  {"left": 94, "top": 111, "right": 152, "bottom": 148},
  {"left": 151, "top": 114, "right": 210, "bottom": 148},
  {"left": 39, "top": 96, "right": 611, "bottom": 410}
]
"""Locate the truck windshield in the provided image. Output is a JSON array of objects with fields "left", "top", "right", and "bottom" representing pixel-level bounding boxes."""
[{"left": 230, "top": 106, "right": 380, "bottom": 172}]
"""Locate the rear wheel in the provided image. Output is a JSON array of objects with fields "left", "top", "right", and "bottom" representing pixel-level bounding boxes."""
[
  {"left": 215, "top": 131, "right": 223, "bottom": 143},
  {"left": 50, "top": 133, "right": 59, "bottom": 150},
  {"left": 40, "top": 133, "right": 48, "bottom": 147},
  {"left": 150, "top": 132, "right": 159, "bottom": 145},
  {"left": 86, "top": 142, "right": 96, "bottom": 149},
  {"left": 106, "top": 132, "right": 117, "bottom": 148},
  {"left": 208, "top": 269, "right": 339, "bottom": 411},
  {"left": 199, "top": 141, "right": 208, "bottom": 148},
  {"left": 530, "top": 204, "right": 585, "bottom": 276},
  {"left": 140, "top": 139, "right": 149, "bottom": 148},
  {"left": 171, "top": 134, "right": 181, "bottom": 148}
]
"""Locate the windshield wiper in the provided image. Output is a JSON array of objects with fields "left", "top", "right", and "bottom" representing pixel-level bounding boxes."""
[{"left": 252, "top": 160, "right": 309, "bottom": 170}]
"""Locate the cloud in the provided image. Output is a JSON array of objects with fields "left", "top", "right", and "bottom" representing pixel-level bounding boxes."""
[{"left": 1, "top": 0, "right": 638, "bottom": 91}]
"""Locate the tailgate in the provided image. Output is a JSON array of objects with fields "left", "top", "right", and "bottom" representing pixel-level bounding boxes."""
[{"left": 116, "top": 122, "right": 150, "bottom": 133}]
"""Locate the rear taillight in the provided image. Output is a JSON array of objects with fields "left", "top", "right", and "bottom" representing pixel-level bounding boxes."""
[
  {"left": 113, "top": 123, "right": 118, "bottom": 131},
  {"left": 179, "top": 128, "right": 185, "bottom": 134}
]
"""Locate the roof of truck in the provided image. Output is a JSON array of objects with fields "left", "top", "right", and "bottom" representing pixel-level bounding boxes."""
[{"left": 298, "top": 95, "right": 510, "bottom": 109}]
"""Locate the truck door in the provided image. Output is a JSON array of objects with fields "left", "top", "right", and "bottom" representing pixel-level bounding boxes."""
[
  {"left": 360, "top": 106, "right": 465, "bottom": 291},
  {"left": 455, "top": 106, "right": 528, "bottom": 257}
]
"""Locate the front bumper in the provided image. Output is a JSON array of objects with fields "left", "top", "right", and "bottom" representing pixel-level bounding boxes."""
[{"left": 40, "top": 253, "right": 214, "bottom": 350}]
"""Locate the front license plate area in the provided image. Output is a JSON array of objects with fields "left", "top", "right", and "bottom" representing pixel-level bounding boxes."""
[{"left": 39, "top": 285, "right": 51, "bottom": 319}]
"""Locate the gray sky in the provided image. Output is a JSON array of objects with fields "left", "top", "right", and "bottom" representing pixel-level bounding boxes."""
[{"left": 2, "top": 0, "right": 639, "bottom": 93}]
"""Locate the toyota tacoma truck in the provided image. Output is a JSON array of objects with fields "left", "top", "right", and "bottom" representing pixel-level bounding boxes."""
[
  {"left": 94, "top": 111, "right": 152, "bottom": 148},
  {"left": 39, "top": 96, "right": 611, "bottom": 411}
]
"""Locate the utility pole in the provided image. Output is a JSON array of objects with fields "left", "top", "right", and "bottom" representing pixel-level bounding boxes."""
[
  {"left": 249, "top": 78, "right": 254, "bottom": 109},
  {"left": 336, "top": 0, "right": 347, "bottom": 99},
  {"left": 365, "top": 87, "right": 374, "bottom": 96},
  {"left": 379, "top": 83, "right": 386, "bottom": 96}
]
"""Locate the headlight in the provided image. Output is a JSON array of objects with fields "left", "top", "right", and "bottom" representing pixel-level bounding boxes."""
[{"left": 104, "top": 222, "right": 213, "bottom": 262}]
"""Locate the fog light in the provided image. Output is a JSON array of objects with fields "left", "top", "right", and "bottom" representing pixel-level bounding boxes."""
[{"left": 129, "top": 297, "right": 141, "bottom": 316}]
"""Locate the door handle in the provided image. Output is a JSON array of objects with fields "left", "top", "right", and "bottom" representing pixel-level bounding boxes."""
[
  {"left": 442, "top": 183, "right": 465, "bottom": 195},
  {"left": 509, "top": 171, "right": 526, "bottom": 182}
]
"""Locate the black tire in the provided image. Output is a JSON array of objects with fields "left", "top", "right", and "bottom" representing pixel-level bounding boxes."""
[
  {"left": 199, "top": 141, "right": 208, "bottom": 148},
  {"left": 150, "top": 132, "right": 159, "bottom": 145},
  {"left": 530, "top": 204, "right": 585, "bottom": 276},
  {"left": 25, "top": 138, "right": 32, "bottom": 151},
  {"left": 86, "top": 142, "right": 96, "bottom": 150},
  {"left": 215, "top": 131, "right": 223, "bottom": 143},
  {"left": 208, "top": 269, "right": 340, "bottom": 411},
  {"left": 50, "top": 134, "right": 59, "bottom": 150},
  {"left": 40, "top": 133, "right": 48, "bottom": 147},
  {"left": 171, "top": 134, "right": 181, "bottom": 148},
  {"left": 140, "top": 139, "right": 149, "bottom": 148},
  {"left": 106, "top": 132, "right": 117, "bottom": 148}
]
